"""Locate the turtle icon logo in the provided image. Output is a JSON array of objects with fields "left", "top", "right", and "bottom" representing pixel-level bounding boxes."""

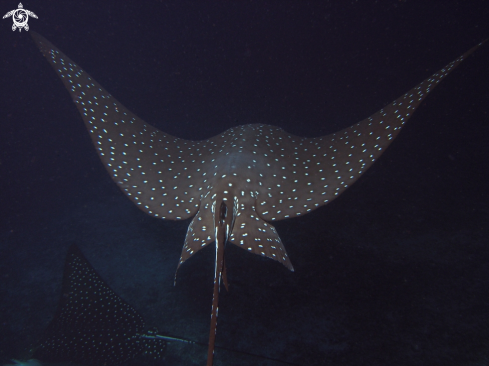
[{"left": 3, "top": 3, "right": 38, "bottom": 32}]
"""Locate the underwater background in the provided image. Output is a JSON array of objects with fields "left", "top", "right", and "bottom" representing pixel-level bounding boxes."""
[{"left": 1, "top": 1, "right": 489, "bottom": 365}]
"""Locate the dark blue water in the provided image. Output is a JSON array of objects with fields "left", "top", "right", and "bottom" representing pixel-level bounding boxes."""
[{"left": 1, "top": 1, "right": 488, "bottom": 365}]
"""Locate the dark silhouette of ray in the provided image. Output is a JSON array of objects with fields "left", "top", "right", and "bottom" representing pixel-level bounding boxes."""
[{"left": 32, "top": 244, "right": 167, "bottom": 366}]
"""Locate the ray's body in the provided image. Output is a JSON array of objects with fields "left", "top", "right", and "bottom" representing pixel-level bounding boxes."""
[{"left": 30, "top": 32, "right": 483, "bottom": 365}]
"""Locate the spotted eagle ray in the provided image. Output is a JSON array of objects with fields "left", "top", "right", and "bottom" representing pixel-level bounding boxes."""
[
  {"left": 30, "top": 32, "right": 483, "bottom": 365},
  {"left": 32, "top": 244, "right": 168, "bottom": 365}
]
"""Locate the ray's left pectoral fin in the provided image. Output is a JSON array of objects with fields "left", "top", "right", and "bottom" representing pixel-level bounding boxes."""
[
  {"left": 322, "top": 41, "right": 486, "bottom": 183},
  {"left": 256, "top": 41, "right": 485, "bottom": 221}
]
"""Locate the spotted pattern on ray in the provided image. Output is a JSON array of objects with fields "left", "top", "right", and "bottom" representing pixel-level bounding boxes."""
[
  {"left": 33, "top": 244, "right": 166, "bottom": 366},
  {"left": 31, "top": 32, "right": 484, "bottom": 366},
  {"left": 31, "top": 32, "right": 482, "bottom": 272}
]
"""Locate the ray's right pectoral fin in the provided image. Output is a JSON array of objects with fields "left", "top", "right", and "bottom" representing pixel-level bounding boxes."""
[{"left": 228, "top": 208, "right": 294, "bottom": 271}]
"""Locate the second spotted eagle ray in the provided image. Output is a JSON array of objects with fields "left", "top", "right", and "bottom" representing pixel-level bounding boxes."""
[
  {"left": 32, "top": 244, "right": 168, "bottom": 366},
  {"left": 30, "top": 32, "right": 483, "bottom": 365}
]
